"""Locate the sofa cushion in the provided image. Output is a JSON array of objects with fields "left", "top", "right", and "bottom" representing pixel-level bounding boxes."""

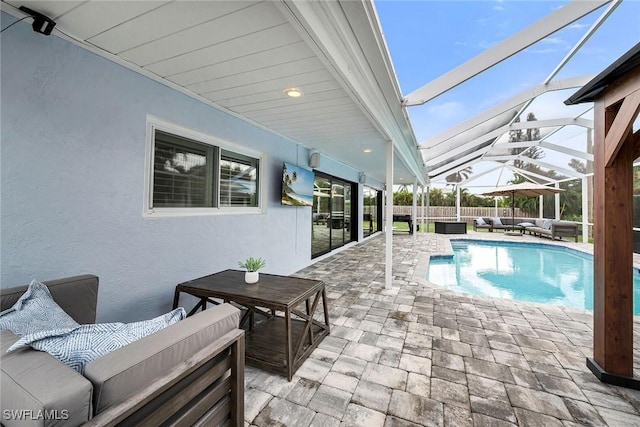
[
  {"left": 0, "top": 279, "right": 79, "bottom": 337},
  {"left": 85, "top": 303, "right": 240, "bottom": 414},
  {"left": 8, "top": 308, "right": 186, "bottom": 374},
  {"left": 1, "top": 330, "right": 93, "bottom": 427}
]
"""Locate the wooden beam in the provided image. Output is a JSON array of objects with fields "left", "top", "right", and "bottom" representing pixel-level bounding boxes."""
[
  {"left": 593, "top": 95, "right": 634, "bottom": 377},
  {"left": 604, "top": 90, "right": 640, "bottom": 167}
]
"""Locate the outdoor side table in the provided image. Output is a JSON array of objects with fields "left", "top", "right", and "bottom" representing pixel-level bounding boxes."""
[
  {"left": 173, "top": 269, "right": 330, "bottom": 381},
  {"left": 434, "top": 221, "right": 467, "bottom": 234}
]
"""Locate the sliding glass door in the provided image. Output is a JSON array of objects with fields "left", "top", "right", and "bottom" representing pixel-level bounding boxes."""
[
  {"left": 363, "top": 186, "right": 382, "bottom": 237},
  {"left": 312, "top": 173, "right": 355, "bottom": 258}
]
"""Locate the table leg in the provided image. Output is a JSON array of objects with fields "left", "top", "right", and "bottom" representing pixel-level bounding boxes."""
[
  {"left": 322, "top": 287, "right": 331, "bottom": 334},
  {"left": 172, "top": 288, "right": 181, "bottom": 309},
  {"left": 285, "top": 308, "right": 293, "bottom": 381},
  {"left": 306, "top": 299, "right": 313, "bottom": 345}
]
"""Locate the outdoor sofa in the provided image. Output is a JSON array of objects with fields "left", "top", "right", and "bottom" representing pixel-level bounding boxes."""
[
  {"left": 524, "top": 218, "right": 579, "bottom": 242},
  {"left": 473, "top": 217, "right": 578, "bottom": 241},
  {"left": 473, "top": 217, "right": 532, "bottom": 232},
  {"left": 1, "top": 274, "right": 245, "bottom": 427}
]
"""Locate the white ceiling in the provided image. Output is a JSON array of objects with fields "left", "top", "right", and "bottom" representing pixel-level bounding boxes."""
[{"left": 3, "top": 0, "right": 426, "bottom": 185}]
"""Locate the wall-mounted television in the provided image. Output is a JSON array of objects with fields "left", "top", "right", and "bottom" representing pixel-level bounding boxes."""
[{"left": 282, "top": 162, "right": 314, "bottom": 207}]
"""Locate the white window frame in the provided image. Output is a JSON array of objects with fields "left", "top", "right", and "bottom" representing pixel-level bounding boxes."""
[{"left": 144, "top": 116, "right": 265, "bottom": 217}]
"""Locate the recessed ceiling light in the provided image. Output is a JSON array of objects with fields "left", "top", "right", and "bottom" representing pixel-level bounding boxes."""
[
  {"left": 284, "top": 87, "right": 303, "bottom": 98},
  {"left": 363, "top": 148, "right": 373, "bottom": 153}
]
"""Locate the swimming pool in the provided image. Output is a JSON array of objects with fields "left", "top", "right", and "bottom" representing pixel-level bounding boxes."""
[{"left": 427, "top": 239, "right": 640, "bottom": 314}]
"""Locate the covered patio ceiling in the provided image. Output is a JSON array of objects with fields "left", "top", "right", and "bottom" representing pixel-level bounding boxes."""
[
  {"left": 1, "top": 0, "right": 427, "bottom": 185},
  {"left": 3, "top": 1, "right": 637, "bottom": 190}
]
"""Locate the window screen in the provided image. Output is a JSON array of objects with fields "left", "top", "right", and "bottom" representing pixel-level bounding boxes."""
[
  {"left": 220, "top": 149, "right": 259, "bottom": 207},
  {"left": 150, "top": 129, "right": 260, "bottom": 210}
]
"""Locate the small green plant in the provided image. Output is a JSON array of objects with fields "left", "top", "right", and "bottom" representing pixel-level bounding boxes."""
[{"left": 238, "top": 257, "right": 266, "bottom": 272}]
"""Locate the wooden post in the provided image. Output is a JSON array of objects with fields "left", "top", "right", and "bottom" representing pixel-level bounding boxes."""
[{"left": 587, "top": 67, "right": 640, "bottom": 388}]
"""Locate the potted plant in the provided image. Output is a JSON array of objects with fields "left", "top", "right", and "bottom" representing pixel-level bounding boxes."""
[{"left": 238, "top": 257, "right": 266, "bottom": 284}]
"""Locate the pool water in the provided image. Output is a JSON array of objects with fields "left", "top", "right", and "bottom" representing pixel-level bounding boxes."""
[{"left": 427, "top": 240, "right": 640, "bottom": 314}]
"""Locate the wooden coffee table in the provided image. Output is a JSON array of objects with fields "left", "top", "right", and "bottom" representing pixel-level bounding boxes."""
[{"left": 173, "top": 269, "right": 330, "bottom": 381}]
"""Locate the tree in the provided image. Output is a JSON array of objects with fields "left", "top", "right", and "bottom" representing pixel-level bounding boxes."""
[
  {"left": 509, "top": 113, "right": 547, "bottom": 178},
  {"left": 393, "top": 187, "right": 413, "bottom": 205},
  {"left": 445, "top": 166, "right": 473, "bottom": 184},
  {"left": 429, "top": 188, "right": 445, "bottom": 206},
  {"left": 568, "top": 158, "right": 586, "bottom": 174}
]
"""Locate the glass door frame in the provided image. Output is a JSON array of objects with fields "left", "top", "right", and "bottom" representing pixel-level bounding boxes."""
[
  {"left": 311, "top": 172, "right": 357, "bottom": 259},
  {"left": 363, "top": 186, "right": 383, "bottom": 237}
]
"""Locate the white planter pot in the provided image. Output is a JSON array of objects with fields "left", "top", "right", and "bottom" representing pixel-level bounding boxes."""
[{"left": 245, "top": 271, "right": 259, "bottom": 284}]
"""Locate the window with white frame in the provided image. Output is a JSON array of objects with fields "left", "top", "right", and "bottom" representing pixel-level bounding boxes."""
[{"left": 148, "top": 124, "right": 261, "bottom": 214}]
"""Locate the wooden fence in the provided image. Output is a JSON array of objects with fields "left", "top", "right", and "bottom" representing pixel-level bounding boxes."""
[{"left": 393, "top": 206, "right": 531, "bottom": 224}]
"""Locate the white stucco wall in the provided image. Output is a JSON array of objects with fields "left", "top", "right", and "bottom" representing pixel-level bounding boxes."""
[{"left": 0, "top": 14, "right": 364, "bottom": 322}]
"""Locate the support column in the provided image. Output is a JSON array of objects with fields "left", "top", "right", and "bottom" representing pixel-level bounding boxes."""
[
  {"left": 588, "top": 93, "right": 637, "bottom": 388},
  {"left": 422, "top": 185, "right": 427, "bottom": 233},
  {"left": 582, "top": 177, "right": 589, "bottom": 242},
  {"left": 539, "top": 195, "right": 544, "bottom": 218},
  {"left": 412, "top": 178, "right": 418, "bottom": 243},
  {"left": 425, "top": 186, "right": 430, "bottom": 232},
  {"left": 555, "top": 182, "right": 561, "bottom": 219},
  {"left": 456, "top": 185, "right": 461, "bottom": 221},
  {"left": 385, "top": 141, "right": 394, "bottom": 289}
]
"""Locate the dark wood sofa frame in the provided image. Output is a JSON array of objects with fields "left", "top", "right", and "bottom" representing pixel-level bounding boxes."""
[{"left": 87, "top": 329, "right": 245, "bottom": 427}]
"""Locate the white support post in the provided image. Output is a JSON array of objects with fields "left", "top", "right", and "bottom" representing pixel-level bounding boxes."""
[
  {"left": 425, "top": 186, "right": 430, "bottom": 233},
  {"left": 582, "top": 177, "right": 589, "bottom": 242},
  {"left": 412, "top": 178, "right": 418, "bottom": 243},
  {"left": 539, "top": 195, "right": 544, "bottom": 218},
  {"left": 422, "top": 185, "right": 426, "bottom": 233},
  {"left": 555, "top": 182, "right": 561, "bottom": 219},
  {"left": 456, "top": 185, "right": 461, "bottom": 221},
  {"left": 385, "top": 141, "right": 394, "bottom": 289},
  {"left": 494, "top": 198, "right": 498, "bottom": 218}
]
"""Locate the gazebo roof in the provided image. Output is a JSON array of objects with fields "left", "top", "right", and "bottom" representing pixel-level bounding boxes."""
[{"left": 565, "top": 42, "right": 640, "bottom": 105}]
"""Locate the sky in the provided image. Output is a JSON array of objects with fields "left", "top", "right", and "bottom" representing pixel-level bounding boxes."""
[{"left": 374, "top": 0, "right": 640, "bottom": 192}]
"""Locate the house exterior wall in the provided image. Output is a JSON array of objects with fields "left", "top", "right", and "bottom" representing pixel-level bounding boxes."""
[{"left": 0, "top": 15, "right": 366, "bottom": 322}]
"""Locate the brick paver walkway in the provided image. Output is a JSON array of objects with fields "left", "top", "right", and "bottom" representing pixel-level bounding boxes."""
[{"left": 244, "top": 232, "right": 640, "bottom": 426}]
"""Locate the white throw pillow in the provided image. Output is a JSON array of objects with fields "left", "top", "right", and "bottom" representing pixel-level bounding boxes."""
[
  {"left": 492, "top": 217, "right": 503, "bottom": 226},
  {"left": 518, "top": 222, "right": 535, "bottom": 227},
  {"left": 542, "top": 219, "right": 553, "bottom": 230},
  {"left": 475, "top": 217, "right": 486, "bottom": 225},
  {"left": 0, "top": 279, "right": 79, "bottom": 336},
  {"left": 8, "top": 308, "right": 186, "bottom": 373}
]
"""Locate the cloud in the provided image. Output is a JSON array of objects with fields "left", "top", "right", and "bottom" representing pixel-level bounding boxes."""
[
  {"left": 528, "top": 48, "right": 559, "bottom": 55},
  {"left": 541, "top": 37, "right": 566, "bottom": 45},
  {"left": 569, "top": 23, "right": 589, "bottom": 30},
  {"left": 454, "top": 40, "right": 496, "bottom": 50},
  {"left": 524, "top": 36, "right": 569, "bottom": 54},
  {"left": 493, "top": 5, "right": 504, "bottom": 11},
  {"left": 426, "top": 101, "right": 466, "bottom": 120}
]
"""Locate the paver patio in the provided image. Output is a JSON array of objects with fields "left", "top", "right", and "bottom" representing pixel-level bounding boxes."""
[{"left": 244, "top": 231, "right": 640, "bottom": 426}]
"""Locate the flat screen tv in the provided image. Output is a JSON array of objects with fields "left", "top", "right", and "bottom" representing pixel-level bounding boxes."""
[{"left": 282, "top": 162, "right": 314, "bottom": 207}]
